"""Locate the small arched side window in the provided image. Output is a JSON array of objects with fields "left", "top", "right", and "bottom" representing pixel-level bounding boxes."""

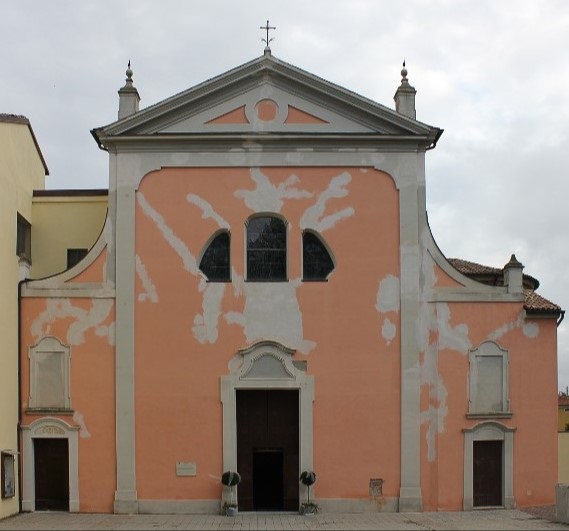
[
  {"left": 247, "top": 216, "right": 287, "bottom": 281},
  {"left": 302, "top": 231, "right": 334, "bottom": 281},
  {"left": 199, "top": 231, "right": 231, "bottom": 281}
]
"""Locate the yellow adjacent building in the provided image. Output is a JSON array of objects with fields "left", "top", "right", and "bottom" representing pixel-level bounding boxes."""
[
  {"left": 0, "top": 114, "right": 47, "bottom": 518},
  {"left": 0, "top": 114, "right": 106, "bottom": 518}
]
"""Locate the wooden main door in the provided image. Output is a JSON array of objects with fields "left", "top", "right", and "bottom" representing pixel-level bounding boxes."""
[
  {"left": 473, "top": 440, "right": 503, "bottom": 507},
  {"left": 236, "top": 390, "right": 299, "bottom": 511},
  {"left": 34, "top": 438, "right": 69, "bottom": 511}
]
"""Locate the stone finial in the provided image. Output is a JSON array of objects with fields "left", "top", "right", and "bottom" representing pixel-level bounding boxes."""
[
  {"left": 394, "top": 60, "right": 417, "bottom": 120},
  {"left": 503, "top": 254, "right": 524, "bottom": 294},
  {"left": 118, "top": 60, "right": 140, "bottom": 120}
]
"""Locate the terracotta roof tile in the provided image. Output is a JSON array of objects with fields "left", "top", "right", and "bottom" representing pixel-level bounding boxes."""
[
  {"left": 448, "top": 258, "right": 501, "bottom": 276},
  {"left": 523, "top": 289, "right": 562, "bottom": 313},
  {"left": 559, "top": 394, "right": 569, "bottom": 406},
  {"left": 448, "top": 258, "right": 562, "bottom": 315}
]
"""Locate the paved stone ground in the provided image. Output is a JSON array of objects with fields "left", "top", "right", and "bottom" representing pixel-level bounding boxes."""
[{"left": 0, "top": 507, "right": 567, "bottom": 531}]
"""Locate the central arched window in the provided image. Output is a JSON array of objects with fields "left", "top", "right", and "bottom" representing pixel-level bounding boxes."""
[{"left": 247, "top": 216, "right": 287, "bottom": 281}]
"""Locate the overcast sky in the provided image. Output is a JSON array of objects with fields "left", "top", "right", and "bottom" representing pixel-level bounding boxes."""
[{"left": 3, "top": 1, "right": 569, "bottom": 389}]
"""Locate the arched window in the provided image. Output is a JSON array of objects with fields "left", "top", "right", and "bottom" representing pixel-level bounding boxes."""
[
  {"left": 247, "top": 216, "right": 287, "bottom": 281},
  {"left": 199, "top": 231, "right": 230, "bottom": 281},
  {"left": 302, "top": 231, "right": 334, "bottom": 281}
]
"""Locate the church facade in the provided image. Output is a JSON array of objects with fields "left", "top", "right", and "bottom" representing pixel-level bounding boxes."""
[{"left": 18, "top": 50, "right": 562, "bottom": 514}]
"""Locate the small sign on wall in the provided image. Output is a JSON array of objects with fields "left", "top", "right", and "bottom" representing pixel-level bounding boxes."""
[
  {"left": 176, "top": 461, "right": 197, "bottom": 477},
  {"left": 1, "top": 452, "right": 15, "bottom": 499}
]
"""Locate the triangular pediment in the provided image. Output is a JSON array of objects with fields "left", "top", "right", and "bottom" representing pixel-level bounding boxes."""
[
  {"left": 158, "top": 83, "right": 377, "bottom": 134},
  {"left": 94, "top": 52, "right": 440, "bottom": 142}
]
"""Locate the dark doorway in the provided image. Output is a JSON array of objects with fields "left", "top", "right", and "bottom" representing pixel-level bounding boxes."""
[
  {"left": 253, "top": 449, "right": 284, "bottom": 510},
  {"left": 473, "top": 440, "right": 503, "bottom": 507},
  {"left": 237, "top": 390, "right": 299, "bottom": 511},
  {"left": 34, "top": 438, "right": 69, "bottom": 511}
]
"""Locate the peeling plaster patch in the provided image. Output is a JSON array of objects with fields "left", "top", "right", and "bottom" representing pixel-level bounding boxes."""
[
  {"left": 135, "top": 255, "right": 158, "bottom": 303},
  {"left": 137, "top": 173, "right": 353, "bottom": 353},
  {"left": 523, "top": 322, "right": 539, "bottom": 338},
  {"left": 488, "top": 310, "right": 526, "bottom": 341},
  {"left": 187, "top": 194, "right": 230, "bottom": 229},
  {"left": 73, "top": 411, "right": 91, "bottom": 438},
  {"left": 226, "top": 281, "right": 315, "bottom": 354},
  {"left": 67, "top": 300, "right": 114, "bottom": 345},
  {"left": 376, "top": 275, "right": 400, "bottom": 313},
  {"left": 235, "top": 168, "right": 312, "bottom": 213},
  {"left": 225, "top": 311, "right": 246, "bottom": 327},
  {"left": 137, "top": 192, "right": 198, "bottom": 274},
  {"left": 300, "top": 172, "right": 355, "bottom": 232},
  {"left": 436, "top": 303, "right": 471, "bottom": 353},
  {"left": 31, "top": 299, "right": 114, "bottom": 346},
  {"left": 192, "top": 283, "right": 226, "bottom": 344},
  {"left": 420, "top": 340, "right": 450, "bottom": 462},
  {"left": 95, "top": 322, "right": 115, "bottom": 346},
  {"left": 231, "top": 268, "right": 243, "bottom": 297},
  {"left": 381, "top": 318, "right": 396, "bottom": 344},
  {"left": 418, "top": 228, "right": 473, "bottom": 462},
  {"left": 228, "top": 354, "right": 244, "bottom": 373},
  {"left": 138, "top": 193, "right": 231, "bottom": 345},
  {"left": 420, "top": 301, "right": 469, "bottom": 462}
]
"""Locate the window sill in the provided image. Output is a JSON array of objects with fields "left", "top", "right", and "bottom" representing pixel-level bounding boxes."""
[
  {"left": 25, "top": 408, "right": 74, "bottom": 416},
  {"left": 466, "top": 412, "right": 513, "bottom": 419},
  {"left": 244, "top": 279, "right": 289, "bottom": 283}
]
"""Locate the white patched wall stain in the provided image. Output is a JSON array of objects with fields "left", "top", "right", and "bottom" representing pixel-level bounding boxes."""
[
  {"left": 417, "top": 229, "right": 540, "bottom": 462},
  {"left": 375, "top": 274, "right": 400, "bottom": 345},
  {"left": 72, "top": 411, "right": 91, "bottom": 438},
  {"left": 135, "top": 254, "right": 158, "bottom": 303},
  {"left": 137, "top": 168, "right": 355, "bottom": 363},
  {"left": 31, "top": 299, "right": 115, "bottom": 346},
  {"left": 488, "top": 310, "right": 540, "bottom": 341},
  {"left": 419, "top": 236, "right": 471, "bottom": 462}
]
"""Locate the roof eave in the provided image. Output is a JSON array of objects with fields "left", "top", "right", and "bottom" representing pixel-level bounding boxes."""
[{"left": 92, "top": 132, "right": 441, "bottom": 153}]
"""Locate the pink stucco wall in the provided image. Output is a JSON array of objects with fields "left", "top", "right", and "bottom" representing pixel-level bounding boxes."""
[
  {"left": 420, "top": 302, "right": 558, "bottom": 510},
  {"left": 20, "top": 297, "right": 116, "bottom": 512},
  {"left": 19, "top": 164, "right": 559, "bottom": 511},
  {"left": 133, "top": 166, "right": 402, "bottom": 501}
]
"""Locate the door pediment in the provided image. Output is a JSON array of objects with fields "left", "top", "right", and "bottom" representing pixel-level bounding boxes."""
[{"left": 238, "top": 340, "right": 297, "bottom": 380}]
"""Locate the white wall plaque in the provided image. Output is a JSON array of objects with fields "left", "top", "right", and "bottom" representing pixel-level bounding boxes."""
[{"left": 176, "top": 461, "right": 197, "bottom": 477}]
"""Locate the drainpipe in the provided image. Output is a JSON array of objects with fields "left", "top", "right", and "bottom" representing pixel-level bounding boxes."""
[{"left": 17, "top": 278, "right": 24, "bottom": 513}]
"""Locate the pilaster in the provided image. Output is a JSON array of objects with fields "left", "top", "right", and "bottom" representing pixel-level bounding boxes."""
[
  {"left": 397, "top": 153, "right": 423, "bottom": 512},
  {"left": 113, "top": 157, "right": 138, "bottom": 514}
]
